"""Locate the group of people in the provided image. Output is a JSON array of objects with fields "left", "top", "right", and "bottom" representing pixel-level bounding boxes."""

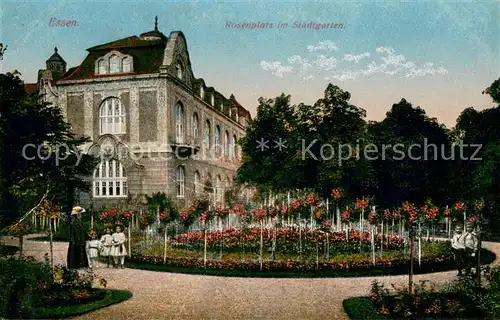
[
  {"left": 451, "top": 222, "right": 478, "bottom": 276},
  {"left": 67, "top": 206, "right": 127, "bottom": 270},
  {"left": 86, "top": 225, "right": 127, "bottom": 269}
]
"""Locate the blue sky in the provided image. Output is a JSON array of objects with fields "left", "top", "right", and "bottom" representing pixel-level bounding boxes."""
[{"left": 1, "top": 0, "right": 499, "bottom": 127}]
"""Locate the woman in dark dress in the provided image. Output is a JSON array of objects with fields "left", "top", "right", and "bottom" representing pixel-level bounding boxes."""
[{"left": 67, "top": 206, "right": 89, "bottom": 269}]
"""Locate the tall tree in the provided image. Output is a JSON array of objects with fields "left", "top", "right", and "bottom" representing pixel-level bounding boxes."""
[
  {"left": 0, "top": 72, "right": 97, "bottom": 227},
  {"left": 368, "top": 99, "right": 451, "bottom": 208}
]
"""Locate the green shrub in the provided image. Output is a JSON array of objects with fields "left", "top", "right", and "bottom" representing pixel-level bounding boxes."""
[{"left": 0, "top": 257, "right": 53, "bottom": 317}]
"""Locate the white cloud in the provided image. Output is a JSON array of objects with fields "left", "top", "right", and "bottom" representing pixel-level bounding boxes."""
[
  {"left": 259, "top": 60, "right": 294, "bottom": 77},
  {"left": 287, "top": 55, "right": 312, "bottom": 72},
  {"left": 260, "top": 44, "right": 447, "bottom": 81},
  {"left": 344, "top": 52, "right": 371, "bottom": 63},
  {"left": 307, "top": 40, "right": 338, "bottom": 52},
  {"left": 315, "top": 55, "right": 338, "bottom": 71}
]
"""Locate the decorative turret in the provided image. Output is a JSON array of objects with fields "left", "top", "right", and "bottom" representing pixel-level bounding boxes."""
[
  {"left": 140, "top": 16, "right": 167, "bottom": 40},
  {"left": 46, "top": 47, "right": 66, "bottom": 74}
]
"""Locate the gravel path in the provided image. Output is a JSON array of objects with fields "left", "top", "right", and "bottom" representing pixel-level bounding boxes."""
[{"left": 3, "top": 236, "right": 500, "bottom": 320}]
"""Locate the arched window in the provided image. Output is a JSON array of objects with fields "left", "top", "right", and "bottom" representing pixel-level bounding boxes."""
[
  {"left": 200, "top": 86, "right": 204, "bottom": 98},
  {"left": 232, "top": 134, "right": 237, "bottom": 158},
  {"left": 205, "top": 173, "right": 212, "bottom": 194},
  {"left": 211, "top": 95, "right": 214, "bottom": 106},
  {"left": 224, "top": 130, "right": 230, "bottom": 157},
  {"left": 99, "top": 98, "right": 126, "bottom": 134},
  {"left": 215, "top": 175, "right": 222, "bottom": 203},
  {"left": 192, "top": 113, "right": 199, "bottom": 140},
  {"left": 176, "top": 166, "right": 185, "bottom": 198},
  {"left": 122, "top": 57, "right": 131, "bottom": 73},
  {"left": 215, "top": 125, "right": 221, "bottom": 146},
  {"left": 93, "top": 160, "right": 127, "bottom": 197},
  {"left": 98, "top": 59, "right": 106, "bottom": 74},
  {"left": 175, "top": 103, "right": 184, "bottom": 143},
  {"left": 176, "top": 62, "right": 183, "bottom": 79},
  {"left": 109, "top": 55, "right": 121, "bottom": 73},
  {"left": 194, "top": 171, "right": 201, "bottom": 194},
  {"left": 204, "top": 120, "right": 211, "bottom": 149}
]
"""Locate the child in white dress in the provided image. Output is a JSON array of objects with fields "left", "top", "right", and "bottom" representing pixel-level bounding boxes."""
[
  {"left": 85, "top": 231, "right": 102, "bottom": 269},
  {"left": 111, "top": 225, "right": 127, "bottom": 269},
  {"left": 100, "top": 228, "right": 113, "bottom": 268}
]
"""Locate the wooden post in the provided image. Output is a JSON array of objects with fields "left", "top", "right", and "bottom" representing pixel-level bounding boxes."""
[
  {"left": 203, "top": 227, "right": 207, "bottom": 267},
  {"left": 409, "top": 225, "right": 415, "bottom": 295},
  {"left": 128, "top": 226, "right": 131, "bottom": 258},
  {"left": 477, "top": 216, "right": 482, "bottom": 287},
  {"left": 371, "top": 226, "right": 375, "bottom": 266},
  {"left": 163, "top": 226, "right": 167, "bottom": 263},
  {"left": 260, "top": 221, "right": 263, "bottom": 271},
  {"left": 49, "top": 216, "right": 54, "bottom": 279}
]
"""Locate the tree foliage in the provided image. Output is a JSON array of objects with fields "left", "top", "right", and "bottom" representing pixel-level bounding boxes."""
[{"left": 0, "top": 72, "right": 97, "bottom": 227}]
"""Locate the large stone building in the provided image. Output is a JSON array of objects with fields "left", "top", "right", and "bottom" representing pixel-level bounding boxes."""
[{"left": 27, "top": 18, "right": 251, "bottom": 209}]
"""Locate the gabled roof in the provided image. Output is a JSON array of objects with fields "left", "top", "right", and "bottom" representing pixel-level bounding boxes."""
[{"left": 87, "top": 35, "right": 167, "bottom": 51}]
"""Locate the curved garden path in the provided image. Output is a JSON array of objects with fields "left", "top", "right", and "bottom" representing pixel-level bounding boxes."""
[{"left": 3, "top": 235, "right": 500, "bottom": 320}]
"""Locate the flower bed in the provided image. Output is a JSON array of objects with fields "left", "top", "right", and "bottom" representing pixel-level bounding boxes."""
[
  {"left": 170, "top": 228, "right": 405, "bottom": 254},
  {"left": 126, "top": 248, "right": 495, "bottom": 278}
]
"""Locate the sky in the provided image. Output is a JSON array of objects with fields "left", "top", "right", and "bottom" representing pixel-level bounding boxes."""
[{"left": 1, "top": 0, "right": 499, "bottom": 128}]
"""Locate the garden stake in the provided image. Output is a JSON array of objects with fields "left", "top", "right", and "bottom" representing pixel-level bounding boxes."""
[
  {"left": 260, "top": 220, "right": 263, "bottom": 271},
  {"left": 163, "top": 226, "right": 167, "bottom": 264},
  {"left": 409, "top": 225, "right": 415, "bottom": 295},
  {"left": 49, "top": 214, "right": 54, "bottom": 279},
  {"left": 203, "top": 227, "right": 207, "bottom": 267}
]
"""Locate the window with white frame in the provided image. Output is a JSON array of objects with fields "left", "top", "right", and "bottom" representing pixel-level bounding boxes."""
[
  {"left": 224, "top": 130, "right": 230, "bottom": 157},
  {"left": 215, "top": 175, "right": 222, "bottom": 202},
  {"left": 215, "top": 125, "right": 221, "bottom": 146},
  {"left": 200, "top": 86, "right": 204, "bottom": 98},
  {"left": 204, "top": 120, "right": 211, "bottom": 149},
  {"left": 175, "top": 103, "right": 184, "bottom": 143},
  {"left": 232, "top": 134, "right": 237, "bottom": 158},
  {"left": 93, "top": 160, "right": 127, "bottom": 198},
  {"left": 211, "top": 95, "right": 214, "bottom": 106},
  {"left": 99, "top": 98, "right": 126, "bottom": 134},
  {"left": 176, "top": 166, "right": 185, "bottom": 198},
  {"left": 194, "top": 171, "right": 201, "bottom": 194},
  {"left": 98, "top": 60, "right": 106, "bottom": 74},
  {"left": 192, "top": 113, "right": 199, "bottom": 140},
  {"left": 109, "top": 55, "right": 121, "bottom": 73}
]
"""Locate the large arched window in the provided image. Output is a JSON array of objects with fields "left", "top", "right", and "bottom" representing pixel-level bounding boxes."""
[
  {"left": 204, "top": 120, "right": 211, "bottom": 149},
  {"left": 176, "top": 166, "right": 185, "bottom": 198},
  {"left": 98, "top": 59, "right": 106, "bottom": 74},
  {"left": 93, "top": 160, "right": 127, "bottom": 197},
  {"left": 194, "top": 171, "right": 201, "bottom": 194},
  {"left": 215, "top": 125, "right": 221, "bottom": 146},
  {"left": 109, "top": 55, "right": 121, "bottom": 73},
  {"left": 175, "top": 103, "right": 184, "bottom": 143},
  {"left": 232, "top": 134, "right": 237, "bottom": 158},
  {"left": 192, "top": 113, "right": 199, "bottom": 141},
  {"left": 215, "top": 175, "right": 222, "bottom": 203},
  {"left": 99, "top": 98, "right": 126, "bottom": 134},
  {"left": 224, "top": 130, "right": 230, "bottom": 157}
]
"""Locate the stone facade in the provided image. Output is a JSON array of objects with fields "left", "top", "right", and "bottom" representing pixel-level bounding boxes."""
[{"left": 31, "top": 25, "right": 251, "bottom": 210}]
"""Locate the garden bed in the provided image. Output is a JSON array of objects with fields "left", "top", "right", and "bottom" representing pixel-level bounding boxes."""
[
  {"left": 0, "top": 244, "right": 18, "bottom": 256},
  {"left": 27, "top": 288, "right": 132, "bottom": 319},
  {"left": 124, "top": 248, "right": 495, "bottom": 278}
]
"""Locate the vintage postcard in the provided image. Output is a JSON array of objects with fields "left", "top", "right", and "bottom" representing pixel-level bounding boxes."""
[{"left": 0, "top": 1, "right": 499, "bottom": 319}]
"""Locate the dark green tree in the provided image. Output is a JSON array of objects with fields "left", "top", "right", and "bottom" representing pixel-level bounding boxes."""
[
  {"left": 368, "top": 99, "right": 452, "bottom": 208},
  {"left": 0, "top": 72, "right": 97, "bottom": 227}
]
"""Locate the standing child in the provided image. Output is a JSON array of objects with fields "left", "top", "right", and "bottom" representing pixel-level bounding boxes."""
[
  {"left": 451, "top": 224, "right": 465, "bottom": 276},
  {"left": 100, "top": 228, "right": 113, "bottom": 268},
  {"left": 111, "top": 224, "right": 127, "bottom": 269},
  {"left": 85, "top": 231, "right": 102, "bottom": 269}
]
